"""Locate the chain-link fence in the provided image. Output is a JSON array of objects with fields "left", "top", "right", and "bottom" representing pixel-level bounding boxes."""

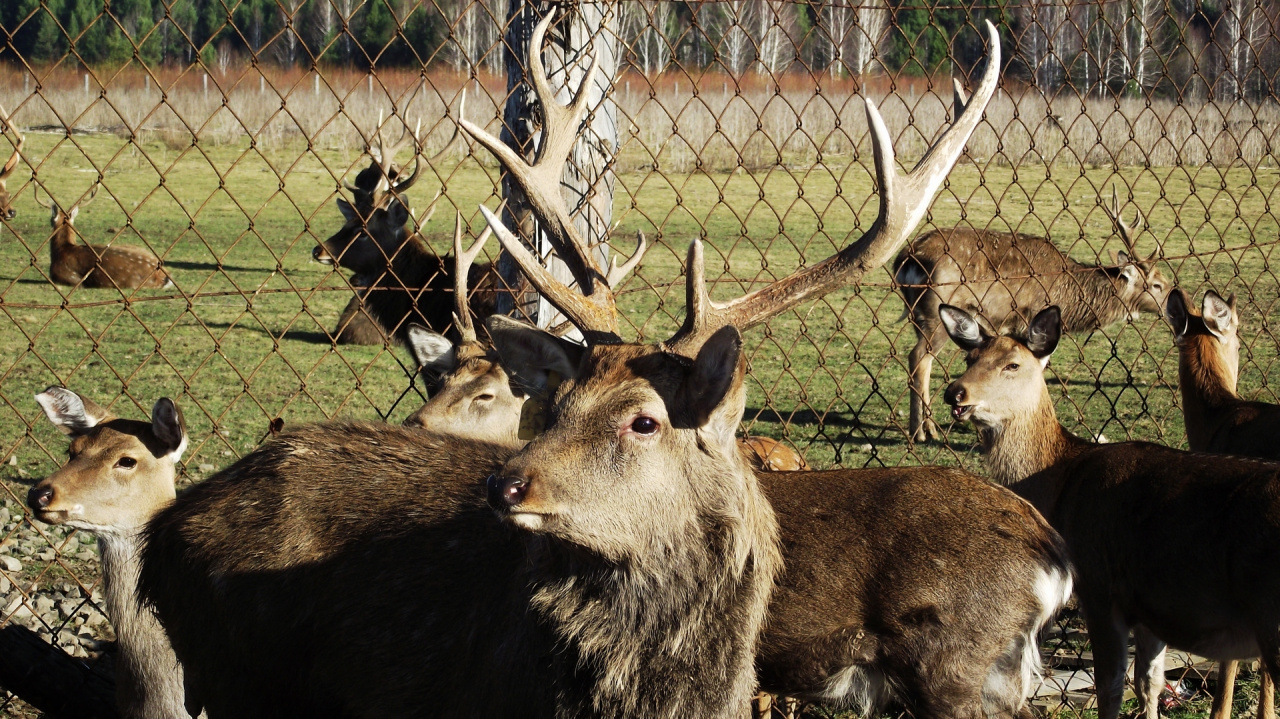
[{"left": 1, "top": 0, "right": 1278, "bottom": 715}]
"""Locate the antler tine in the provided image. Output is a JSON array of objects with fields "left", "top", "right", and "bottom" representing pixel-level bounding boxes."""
[
  {"left": 479, "top": 204, "right": 622, "bottom": 343},
  {"left": 77, "top": 182, "right": 101, "bottom": 210},
  {"left": 606, "top": 230, "right": 648, "bottom": 288},
  {"left": 952, "top": 77, "right": 970, "bottom": 112},
  {"left": 1107, "top": 185, "right": 1142, "bottom": 254},
  {"left": 32, "top": 185, "right": 53, "bottom": 210},
  {"left": 452, "top": 212, "right": 492, "bottom": 344},
  {"left": 1, "top": 135, "right": 22, "bottom": 180},
  {"left": 666, "top": 21, "right": 1001, "bottom": 354},
  {"left": 457, "top": 11, "right": 607, "bottom": 305}
]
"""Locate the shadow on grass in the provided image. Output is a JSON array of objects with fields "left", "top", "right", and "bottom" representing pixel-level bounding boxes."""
[{"left": 196, "top": 320, "right": 344, "bottom": 346}]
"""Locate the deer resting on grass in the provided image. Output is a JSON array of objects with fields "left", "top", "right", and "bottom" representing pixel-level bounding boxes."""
[
  {"left": 895, "top": 187, "right": 1170, "bottom": 443},
  {"left": 35, "top": 185, "right": 172, "bottom": 290},
  {"left": 1165, "top": 287, "right": 1279, "bottom": 719},
  {"left": 28, "top": 388, "right": 193, "bottom": 719},
  {"left": 942, "top": 303, "right": 1280, "bottom": 719}
]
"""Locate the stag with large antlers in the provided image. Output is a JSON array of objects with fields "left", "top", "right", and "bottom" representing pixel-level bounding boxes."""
[
  {"left": 314, "top": 115, "right": 484, "bottom": 346},
  {"left": 36, "top": 185, "right": 171, "bottom": 290},
  {"left": 895, "top": 185, "right": 1171, "bottom": 443},
  {"left": 0, "top": 102, "right": 23, "bottom": 220},
  {"left": 139, "top": 16, "right": 1059, "bottom": 719}
]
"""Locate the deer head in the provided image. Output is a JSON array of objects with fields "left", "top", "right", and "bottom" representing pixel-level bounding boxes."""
[
  {"left": 941, "top": 304, "right": 1062, "bottom": 431},
  {"left": 1165, "top": 287, "right": 1239, "bottom": 393},
  {"left": 29, "top": 387, "right": 186, "bottom": 534},
  {"left": 35, "top": 183, "right": 99, "bottom": 231},
  {"left": 0, "top": 102, "right": 23, "bottom": 221},
  {"left": 1104, "top": 186, "right": 1170, "bottom": 318},
  {"left": 466, "top": 13, "right": 1001, "bottom": 540}
]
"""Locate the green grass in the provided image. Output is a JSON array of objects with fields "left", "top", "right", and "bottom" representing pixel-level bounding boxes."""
[{"left": 1, "top": 129, "right": 1278, "bottom": 499}]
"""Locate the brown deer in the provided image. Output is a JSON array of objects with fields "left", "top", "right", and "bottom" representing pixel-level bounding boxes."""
[
  {"left": 315, "top": 117, "right": 482, "bottom": 346},
  {"left": 35, "top": 185, "right": 172, "bottom": 290},
  {"left": 941, "top": 303, "right": 1280, "bottom": 719},
  {"left": 1166, "top": 287, "right": 1279, "bottom": 719},
  {"left": 0, "top": 102, "right": 23, "bottom": 220},
  {"left": 895, "top": 186, "right": 1171, "bottom": 443},
  {"left": 28, "top": 387, "right": 192, "bottom": 719},
  {"left": 139, "top": 17, "right": 1062, "bottom": 719}
]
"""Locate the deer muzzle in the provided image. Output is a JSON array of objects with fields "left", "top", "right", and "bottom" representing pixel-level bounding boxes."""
[
  {"left": 944, "top": 382, "right": 975, "bottom": 421},
  {"left": 312, "top": 245, "right": 334, "bottom": 265},
  {"left": 487, "top": 474, "right": 529, "bottom": 511}
]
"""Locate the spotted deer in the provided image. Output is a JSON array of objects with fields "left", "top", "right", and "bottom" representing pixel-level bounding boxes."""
[
  {"left": 0, "top": 102, "right": 24, "bottom": 220},
  {"left": 28, "top": 388, "right": 192, "bottom": 719},
  {"left": 35, "top": 185, "right": 171, "bottom": 290},
  {"left": 314, "top": 117, "right": 488, "bottom": 346},
  {"left": 895, "top": 186, "right": 1170, "bottom": 443},
  {"left": 941, "top": 303, "right": 1280, "bottom": 719},
  {"left": 1165, "top": 287, "right": 1279, "bottom": 719}
]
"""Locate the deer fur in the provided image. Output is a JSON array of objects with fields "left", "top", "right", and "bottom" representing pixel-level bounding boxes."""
[
  {"left": 942, "top": 304, "right": 1280, "bottom": 719},
  {"left": 0, "top": 107, "right": 22, "bottom": 220},
  {"left": 1166, "top": 287, "right": 1279, "bottom": 719},
  {"left": 895, "top": 218, "right": 1170, "bottom": 443},
  {"left": 28, "top": 388, "right": 193, "bottom": 719},
  {"left": 39, "top": 187, "right": 171, "bottom": 290}
]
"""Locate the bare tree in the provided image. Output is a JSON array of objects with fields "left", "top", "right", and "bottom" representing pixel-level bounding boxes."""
[
  {"left": 818, "top": 0, "right": 854, "bottom": 78},
  {"left": 483, "top": 0, "right": 508, "bottom": 73},
  {"left": 1019, "top": 0, "right": 1068, "bottom": 90},
  {"left": 851, "top": 0, "right": 887, "bottom": 77},
  {"left": 754, "top": 0, "right": 794, "bottom": 76},
  {"left": 627, "top": 0, "right": 673, "bottom": 77},
  {"left": 276, "top": 0, "right": 305, "bottom": 67},
  {"left": 1219, "top": 0, "right": 1267, "bottom": 100},
  {"left": 700, "top": 0, "right": 752, "bottom": 75}
]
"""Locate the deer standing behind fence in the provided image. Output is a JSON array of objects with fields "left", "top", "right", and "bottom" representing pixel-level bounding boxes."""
[
  {"left": 34, "top": 184, "right": 171, "bottom": 290},
  {"left": 895, "top": 187, "right": 1170, "bottom": 443},
  {"left": 470, "top": 19, "right": 1067, "bottom": 716},
  {"left": 27, "top": 388, "right": 194, "bottom": 719},
  {"left": 1166, "top": 287, "right": 1280, "bottom": 719},
  {"left": 0, "top": 103, "right": 23, "bottom": 220},
  {"left": 941, "top": 303, "right": 1280, "bottom": 719},
  {"left": 314, "top": 117, "right": 485, "bottom": 346}
]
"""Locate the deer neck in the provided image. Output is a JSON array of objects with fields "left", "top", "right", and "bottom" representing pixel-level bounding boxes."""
[
  {"left": 1056, "top": 269, "right": 1132, "bottom": 332},
  {"left": 977, "top": 385, "right": 1087, "bottom": 516},
  {"left": 1179, "top": 333, "right": 1240, "bottom": 451},
  {"left": 526, "top": 462, "right": 780, "bottom": 718},
  {"left": 49, "top": 224, "right": 78, "bottom": 258},
  {"left": 98, "top": 531, "right": 188, "bottom": 716}
]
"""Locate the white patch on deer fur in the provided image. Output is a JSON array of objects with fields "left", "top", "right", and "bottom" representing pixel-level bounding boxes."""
[
  {"left": 509, "top": 513, "right": 544, "bottom": 531},
  {"left": 166, "top": 435, "right": 188, "bottom": 462},
  {"left": 817, "top": 664, "right": 887, "bottom": 715},
  {"left": 984, "top": 564, "right": 1072, "bottom": 714}
]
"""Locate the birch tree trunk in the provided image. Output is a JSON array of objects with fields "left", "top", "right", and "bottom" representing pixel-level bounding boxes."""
[{"left": 497, "top": 2, "right": 620, "bottom": 334}]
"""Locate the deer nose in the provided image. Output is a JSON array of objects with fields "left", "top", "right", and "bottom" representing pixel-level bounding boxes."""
[
  {"left": 487, "top": 474, "right": 529, "bottom": 510},
  {"left": 944, "top": 382, "right": 966, "bottom": 407},
  {"left": 28, "top": 485, "right": 53, "bottom": 511}
]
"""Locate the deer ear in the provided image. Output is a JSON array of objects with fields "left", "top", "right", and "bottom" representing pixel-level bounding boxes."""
[
  {"left": 939, "top": 305, "right": 988, "bottom": 351},
  {"left": 386, "top": 198, "right": 410, "bottom": 228},
  {"left": 151, "top": 398, "right": 187, "bottom": 461},
  {"left": 68, "top": 206, "right": 79, "bottom": 224},
  {"left": 1116, "top": 250, "right": 1132, "bottom": 265},
  {"left": 406, "top": 324, "right": 457, "bottom": 376},
  {"left": 1026, "top": 306, "right": 1062, "bottom": 361},
  {"left": 680, "top": 326, "right": 744, "bottom": 444},
  {"left": 34, "top": 387, "right": 109, "bottom": 436},
  {"left": 1165, "top": 288, "right": 1193, "bottom": 340},
  {"left": 1202, "top": 290, "right": 1237, "bottom": 339},
  {"left": 486, "top": 315, "right": 584, "bottom": 395},
  {"left": 337, "top": 198, "right": 358, "bottom": 223}
]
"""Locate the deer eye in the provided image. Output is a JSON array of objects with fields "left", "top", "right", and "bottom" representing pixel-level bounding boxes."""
[
  {"left": 475, "top": 394, "right": 495, "bottom": 403},
  {"left": 1003, "top": 363, "right": 1020, "bottom": 372},
  {"left": 115, "top": 457, "right": 137, "bottom": 469},
  {"left": 629, "top": 416, "right": 660, "bottom": 436}
]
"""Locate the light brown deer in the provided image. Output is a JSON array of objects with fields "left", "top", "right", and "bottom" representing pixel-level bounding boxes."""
[
  {"left": 28, "top": 387, "right": 191, "bottom": 719},
  {"left": 0, "top": 102, "right": 23, "bottom": 220},
  {"left": 35, "top": 185, "right": 171, "bottom": 290},
  {"left": 941, "top": 303, "right": 1280, "bottom": 719},
  {"left": 138, "top": 17, "right": 1062, "bottom": 719},
  {"left": 895, "top": 186, "right": 1171, "bottom": 443},
  {"left": 1166, "top": 287, "right": 1279, "bottom": 719}
]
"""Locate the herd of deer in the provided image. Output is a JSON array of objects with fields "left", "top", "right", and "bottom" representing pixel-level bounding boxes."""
[{"left": 12, "top": 15, "right": 1280, "bottom": 719}]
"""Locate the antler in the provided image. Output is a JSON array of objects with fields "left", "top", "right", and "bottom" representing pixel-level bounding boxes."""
[
  {"left": 606, "top": 230, "right": 647, "bottom": 289},
  {"left": 452, "top": 212, "right": 492, "bottom": 344},
  {"left": 662, "top": 22, "right": 1001, "bottom": 354},
  {"left": 0, "top": 102, "right": 21, "bottom": 181},
  {"left": 76, "top": 183, "right": 101, "bottom": 210},
  {"left": 1106, "top": 185, "right": 1156, "bottom": 260},
  {"left": 460, "top": 12, "right": 614, "bottom": 336}
]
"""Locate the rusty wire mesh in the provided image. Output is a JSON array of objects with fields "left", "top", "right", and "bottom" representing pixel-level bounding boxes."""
[{"left": 1, "top": 0, "right": 1278, "bottom": 715}]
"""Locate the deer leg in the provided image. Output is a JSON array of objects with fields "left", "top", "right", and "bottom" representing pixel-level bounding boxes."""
[
  {"left": 908, "top": 320, "right": 945, "bottom": 443},
  {"left": 1260, "top": 666, "right": 1275, "bottom": 719},
  {"left": 1257, "top": 631, "right": 1280, "bottom": 719},
  {"left": 1132, "top": 625, "right": 1166, "bottom": 719},
  {"left": 1082, "top": 607, "right": 1130, "bottom": 719},
  {"left": 1210, "top": 661, "right": 1239, "bottom": 719}
]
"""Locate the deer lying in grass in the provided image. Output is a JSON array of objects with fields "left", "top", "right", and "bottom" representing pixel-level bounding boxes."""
[
  {"left": 895, "top": 186, "right": 1170, "bottom": 443},
  {"left": 139, "top": 17, "right": 1057, "bottom": 719},
  {"left": 0, "top": 103, "right": 23, "bottom": 220},
  {"left": 941, "top": 303, "right": 1280, "bottom": 719},
  {"left": 314, "top": 117, "right": 483, "bottom": 346},
  {"left": 1166, "top": 287, "right": 1279, "bottom": 719},
  {"left": 28, "top": 388, "right": 191, "bottom": 719},
  {"left": 35, "top": 185, "right": 171, "bottom": 290}
]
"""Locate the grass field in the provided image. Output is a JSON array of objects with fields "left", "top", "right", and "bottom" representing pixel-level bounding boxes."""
[{"left": 1, "top": 101, "right": 1279, "bottom": 718}]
